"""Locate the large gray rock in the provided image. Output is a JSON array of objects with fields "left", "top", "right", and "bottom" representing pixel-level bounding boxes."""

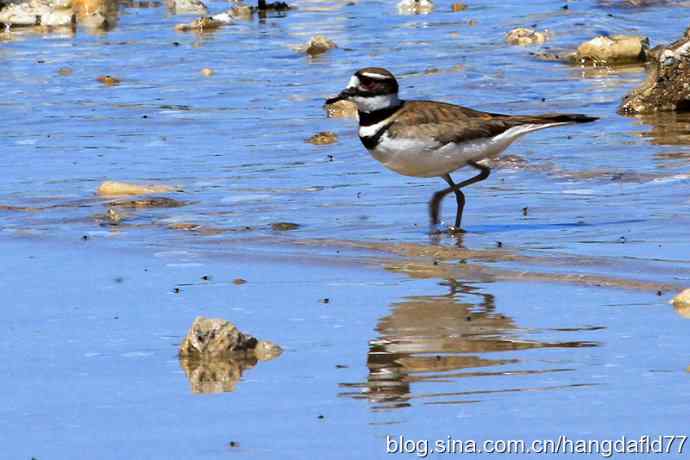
[{"left": 619, "top": 27, "right": 690, "bottom": 114}]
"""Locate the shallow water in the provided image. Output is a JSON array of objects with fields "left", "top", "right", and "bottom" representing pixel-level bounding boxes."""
[{"left": 2, "top": 0, "right": 690, "bottom": 458}]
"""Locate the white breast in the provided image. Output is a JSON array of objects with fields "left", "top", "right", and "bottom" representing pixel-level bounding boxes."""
[{"left": 368, "top": 123, "right": 565, "bottom": 178}]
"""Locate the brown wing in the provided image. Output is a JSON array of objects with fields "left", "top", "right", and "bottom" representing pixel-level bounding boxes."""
[{"left": 386, "top": 101, "right": 596, "bottom": 145}]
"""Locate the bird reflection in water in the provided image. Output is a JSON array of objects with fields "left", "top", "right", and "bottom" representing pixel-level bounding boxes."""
[{"left": 339, "top": 281, "right": 599, "bottom": 411}]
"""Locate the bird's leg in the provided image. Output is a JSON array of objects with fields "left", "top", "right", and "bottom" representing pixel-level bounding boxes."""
[
  {"left": 442, "top": 174, "right": 465, "bottom": 231},
  {"left": 429, "top": 161, "right": 491, "bottom": 232}
]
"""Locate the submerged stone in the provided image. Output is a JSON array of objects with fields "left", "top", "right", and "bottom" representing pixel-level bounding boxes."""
[
  {"left": 271, "top": 222, "right": 300, "bottom": 231},
  {"left": 306, "top": 131, "right": 337, "bottom": 145},
  {"left": 109, "top": 197, "right": 186, "bottom": 208},
  {"left": 175, "top": 15, "right": 227, "bottom": 31},
  {"left": 298, "top": 35, "right": 337, "bottom": 56},
  {"left": 96, "top": 75, "right": 120, "bottom": 85},
  {"left": 505, "top": 28, "right": 550, "bottom": 46}
]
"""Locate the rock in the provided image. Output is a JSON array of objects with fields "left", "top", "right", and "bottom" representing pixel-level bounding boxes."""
[
  {"left": 104, "top": 207, "right": 123, "bottom": 224},
  {"left": 96, "top": 75, "right": 120, "bottom": 85},
  {"left": 72, "top": 0, "right": 118, "bottom": 29},
  {"left": 254, "top": 340, "right": 282, "bottom": 361},
  {"left": 306, "top": 131, "right": 337, "bottom": 145},
  {"left": 270, "top": 222, "right": 300, "bottom": 231},
  {"left": 505, "top": 28, "right": 550, "bottom": 46},
  {"left": 397, "top": 0, "right": 433, "bottom": 14},
  {"left": 97, "top": 180, "right": 178, "bottom": 196},
  {"left": 575, "top": 34, "right": 649, "bottom": 66},
  {"left": 450, "top": 2, "right": 466, "bottom": 11},
  {"left": 166, "top": 0, "right": 207, "bottom": 15},
  {"left": 175, "top": 14, "right": 228, "bottom": 31},
  {"left": 531, "top": 50, "right": 577, "bottom": 63},
  {"left": 324, "top": 99, "right": 357, "bottom": 118},
  {"left": 109, "top": 197, "right": 186, "bottom": 208},
  {"left": 672, "top": 288, "right": 690, "bottom": 318},
  {"left": 200, "top": 67, "right": 214, "bottom": 76},
  {"left": 619, "top": 27, "right": 690, "bottom": 114},
  {"left": 297, "top": 34, "right": 336, "bottom": 56},
  {"left": 179, "top": 316, "right": 282, "bottom": 359},
  {"left": 0, "top": 0, "right": 75, "bottom": 27},
  {"left": 229, "top": 4, "right": 251, "bottom": 18},
  {"left": 256, "top": 0, "right": 290, "bottom": 11},
  {"left": 168, "top": 222, "right": 200, "bottom": 231}
]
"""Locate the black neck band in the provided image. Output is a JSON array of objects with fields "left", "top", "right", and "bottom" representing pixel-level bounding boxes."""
[{"left": 358, "top": 102, "right": 404, "bottom": 126}]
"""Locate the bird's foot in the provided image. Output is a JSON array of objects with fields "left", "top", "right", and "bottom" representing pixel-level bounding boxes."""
[{"left": 429, "top": 224, "right": 466, "bottom": 235}]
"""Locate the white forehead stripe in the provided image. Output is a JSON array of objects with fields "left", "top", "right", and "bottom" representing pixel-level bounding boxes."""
[
  {"left": 360, "top": 71, "right": 389, "bottom": 80},
  {"left": 347, "top": 75, "right": 360, "bottom": 88}
]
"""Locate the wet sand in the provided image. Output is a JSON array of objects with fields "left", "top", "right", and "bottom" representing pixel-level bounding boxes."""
[{"left": 2, "top": 0, "right": 690, "bottom": 458}]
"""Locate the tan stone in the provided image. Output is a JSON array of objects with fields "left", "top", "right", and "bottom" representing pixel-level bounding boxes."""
[
  {"left": 397, "top": 0, "right": 433, "bottom": 15},
  {"left": 306, "top": 131, "right": 337, "bottom": 145},
  {"left": 300, "top": 35, "right": 337, "bottom": 56},
  {"left": 325, "top": 99, "right": 357, "bottom": 119},
  {"left": 672, "top": 289, "right": 690, "bottom": 319},
  {"left": 179, "top": 316, "right": 282, "bottom": 359},
  {"left": 576, "top": 35, "right": 648, "bottom": 65},
  {"left": 505, "top": 28, "right": 549, "bottom": 46},
  {"left": 97, "top": 180, "right": 177, "bottom": 196}
]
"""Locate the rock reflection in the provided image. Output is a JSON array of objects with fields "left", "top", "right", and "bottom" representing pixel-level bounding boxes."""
[
  {"left": 179, "top": 355, "right": 258, "bottom": 394},
  {"left": 340, "top": 282, "right": 598, "bottom": 410},
  {"left": 633, "top": 112, "right": 690, "bottom": 147}
]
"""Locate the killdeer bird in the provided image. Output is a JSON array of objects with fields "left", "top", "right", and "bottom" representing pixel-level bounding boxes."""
[{"left": 326, "top": 67, "right": 598, "bottom": 232}]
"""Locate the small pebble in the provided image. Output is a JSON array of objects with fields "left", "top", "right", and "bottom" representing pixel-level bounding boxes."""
[
  {"left": 271, "top": 222, "right": 300, "bottom": 231},
  {"left": 97, "top": 75, "right": 121, "bottom": 86},
  {"left": 307, "top": 132, "right": 337, "bottom": 145}
]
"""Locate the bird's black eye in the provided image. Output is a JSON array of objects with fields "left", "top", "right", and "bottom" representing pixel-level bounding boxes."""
[{"left": 358, "top": 75, "right": 377, "bottom": 91}]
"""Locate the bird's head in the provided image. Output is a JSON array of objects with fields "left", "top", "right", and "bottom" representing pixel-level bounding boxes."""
[{"left": 326, "top": 67, "right": 401, "bottom": 113}]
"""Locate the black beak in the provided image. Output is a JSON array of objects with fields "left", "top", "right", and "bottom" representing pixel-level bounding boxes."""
[{"left": 325, "top": 87, "right": 358, "bottom": 105}]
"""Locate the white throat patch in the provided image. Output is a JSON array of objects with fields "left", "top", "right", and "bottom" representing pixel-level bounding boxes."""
[{"left": 352, "top": 94, "right": 400, "bottom": 113}]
